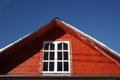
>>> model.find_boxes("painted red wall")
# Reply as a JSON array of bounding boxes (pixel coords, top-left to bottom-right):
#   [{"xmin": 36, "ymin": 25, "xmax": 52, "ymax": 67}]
[
  {"xmin": 70, "ymin": 33, "xmax": 120, "ymax": 75},
  {"xmin": 8, "ymin": 28, "xmax": 120, "ymax": 75},
  {"xmin": 8, "ymin": 52, "xmax": 41, "ymax": 75}
]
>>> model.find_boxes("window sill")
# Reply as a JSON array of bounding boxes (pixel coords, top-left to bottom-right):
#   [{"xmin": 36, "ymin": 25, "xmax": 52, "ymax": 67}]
[{"xmin": 42, "ymin": 73, "xmax": 70, "ymax": 76}]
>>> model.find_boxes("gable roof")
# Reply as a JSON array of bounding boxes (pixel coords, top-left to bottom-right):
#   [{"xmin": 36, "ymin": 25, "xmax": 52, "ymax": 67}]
[{"xmin": 0, "ymin": 18, "xmax": 120, "ymax": 65}]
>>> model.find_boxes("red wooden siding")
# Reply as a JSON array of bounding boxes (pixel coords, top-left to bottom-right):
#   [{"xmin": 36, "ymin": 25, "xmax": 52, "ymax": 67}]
[
  {"xmin": 8, "ymin": 52, "xmax": 41, "ymax": 74},
  {"xmin": 7, "ymin": 27, "xmax": 66, "ymax": 75},
  {"xmin": 8, "ymin": 27, "xmax": 120, "ymax": 75},
  {"xmin": 71, "ymin": 33, "xmax": 120, "ymax": 75}
]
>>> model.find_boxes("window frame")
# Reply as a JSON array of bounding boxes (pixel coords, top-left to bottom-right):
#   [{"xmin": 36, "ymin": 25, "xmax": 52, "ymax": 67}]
[{"xmin": 42, "ymin": 41, "xmax": 70, "ymax": 74}]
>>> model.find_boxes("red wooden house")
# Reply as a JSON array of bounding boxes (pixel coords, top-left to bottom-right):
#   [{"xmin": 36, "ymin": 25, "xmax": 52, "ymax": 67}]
[{"xmin": 0, "ymin": 18, "xmax": 120, "ymax": 79}]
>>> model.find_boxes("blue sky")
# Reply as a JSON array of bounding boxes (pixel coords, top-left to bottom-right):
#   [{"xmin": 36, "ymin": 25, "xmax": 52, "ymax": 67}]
[{"xmin": 0, "ymin": 0, "xmax": 120, "ymax": 53}]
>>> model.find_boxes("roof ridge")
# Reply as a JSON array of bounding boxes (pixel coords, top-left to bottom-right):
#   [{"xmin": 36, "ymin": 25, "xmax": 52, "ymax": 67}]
[
  {"xmin": 1, "ymin": 19, "xmax": 120, "ymax": 59},
  {"xmin": 51, "ymin": 17, "xmax": 61, "ymax": 21}
]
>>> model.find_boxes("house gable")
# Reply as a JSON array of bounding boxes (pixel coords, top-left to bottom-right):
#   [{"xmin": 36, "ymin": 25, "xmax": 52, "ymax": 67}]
[{"xmin": 0, "ymin": 18, "xmax": 120, "ymax": 76}]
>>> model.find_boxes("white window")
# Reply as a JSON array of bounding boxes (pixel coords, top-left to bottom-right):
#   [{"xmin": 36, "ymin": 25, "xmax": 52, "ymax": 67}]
[{"xmin": 42, "ymin": 41, "xmax": 70, "ymax": 75}]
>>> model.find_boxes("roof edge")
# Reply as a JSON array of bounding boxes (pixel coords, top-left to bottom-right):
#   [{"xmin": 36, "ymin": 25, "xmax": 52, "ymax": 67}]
[
  {"xmin": 56, "ymin": 20, "xmax": 120, "ymax": 58},
  {"xmin": 1, "ymin": 18, "xmax": 120, "ymax": 59},
  {"xmin": 0, "ymin": 18, "xmax": 58, "ymax": 52},
  {"xmin": 0, "ymin": 33, "xmax": 31, "ymax": 53}
]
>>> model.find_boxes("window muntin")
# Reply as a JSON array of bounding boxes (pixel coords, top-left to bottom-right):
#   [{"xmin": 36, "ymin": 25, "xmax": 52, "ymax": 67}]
[{"xmin": 42, "ymin": 41, "xmax": 70, "ymax": 74}]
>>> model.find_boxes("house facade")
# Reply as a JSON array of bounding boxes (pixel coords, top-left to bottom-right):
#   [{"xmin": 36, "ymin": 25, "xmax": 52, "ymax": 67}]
[{"xmin": 0, "ymin": 18, "xmax": 120, "ymax": 79}]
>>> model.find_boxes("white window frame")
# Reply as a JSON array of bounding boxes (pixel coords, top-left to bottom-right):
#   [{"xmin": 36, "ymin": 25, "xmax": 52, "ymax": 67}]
[{"xmin": 42, "ymin": 41, "xmax": 70, "ymax": 75}]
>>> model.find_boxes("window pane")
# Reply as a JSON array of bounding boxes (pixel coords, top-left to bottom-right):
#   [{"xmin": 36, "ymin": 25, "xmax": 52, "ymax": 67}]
[
  {"xmin": 44, "ymin": 52, "xmax": 48, "ymax": 60},
  {"xmin": 57, "ymin": 62, "xmax": 62, "ymax": 71},
  {"xmin": 43, "ymin": 62, "xmax": 48, "ymax": 71},
  {"xmin": 49, "ymin": 62, "xmax": 54, "ymax": 71},
  {"xmin": 44, "ymin": 43, "xmax": 49, "ymax": 50},
  {"xmin": 58, "ymin": 43, "xmax": 62, "ymax": 50},
  {"xmin": 63, "ymin": 43, "xmax": 68, "ymax": 50},
  {"xmin": 50, "ymin": 52, "xmax": 54, "ymax": 60},
  {"xmin": 64, "ymin": 62, "xmax": 69, "ymax": 71},
  {"xmin": 57, "ymin": 52, "xmax": 62, "ymax": 60},
  {"xmin": 64, "ymin": 52, "xmax": 68, "ymax": 60},
  {"xmin": 50, "ymin": 43, "xmax": 54, "ymax": 50}
]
